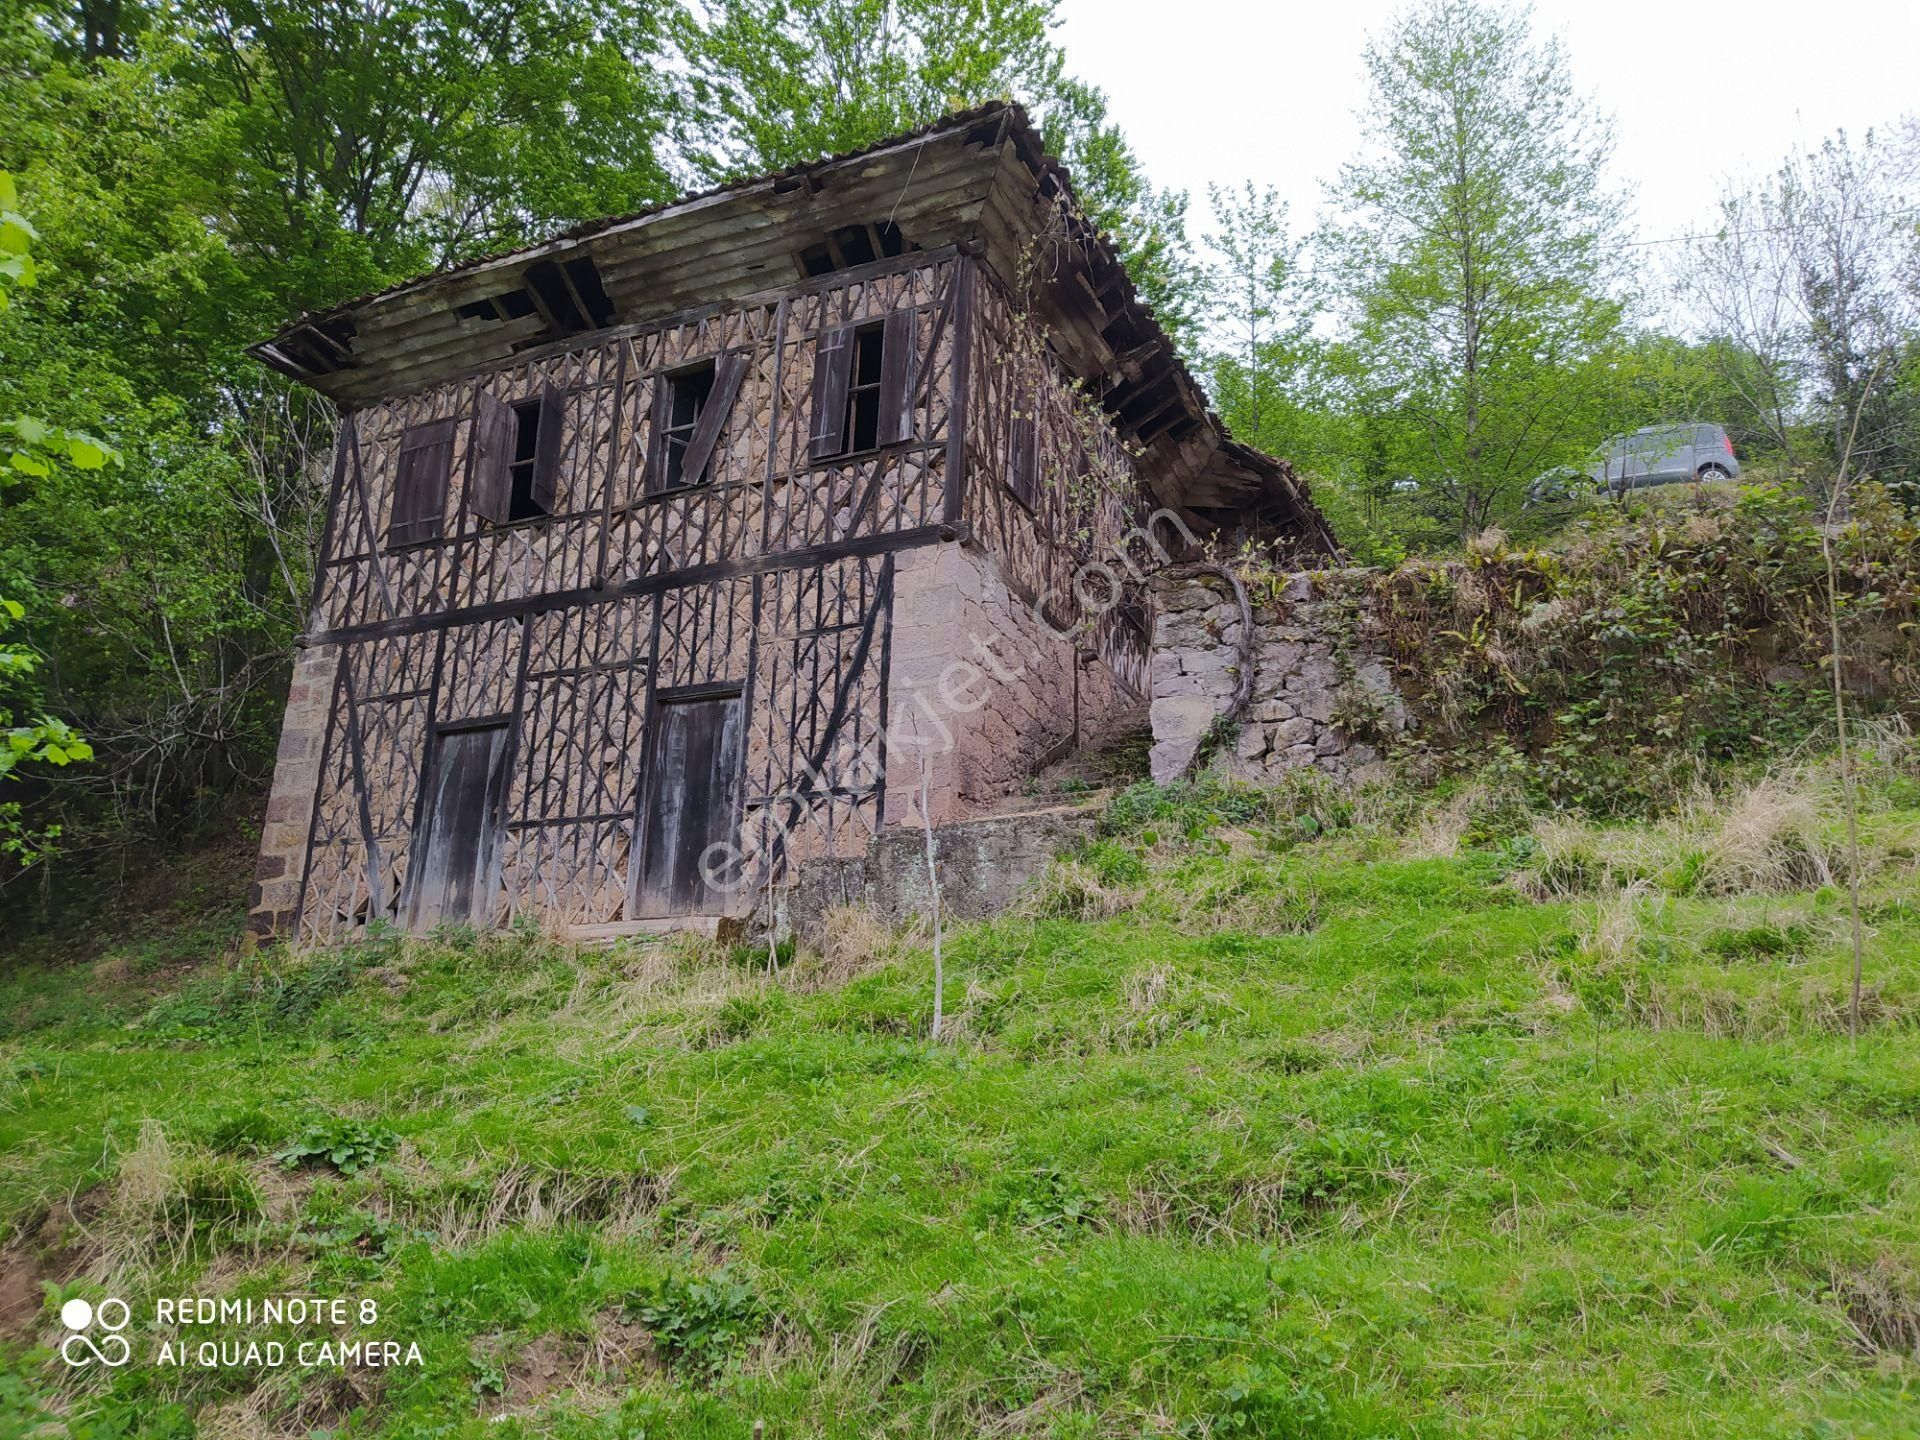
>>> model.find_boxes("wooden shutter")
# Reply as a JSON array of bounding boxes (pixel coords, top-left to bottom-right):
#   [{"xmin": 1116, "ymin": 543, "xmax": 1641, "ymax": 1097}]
[
  {"xmin": 468, "ymin": 390, "xmax": 516, "ymax": 524},
  {"xmin": 641, "ymin": 377, "xmax": 671, "ymax": 496},
  {"xmin": 876, "ymin": 308, "xmax": 918, "ymax": 446},
  {"xmin": 1007, "ymin": 412, "xmax": 1039, "ymax": 511},
  {"xmin": 676, "ymin": 354, "xmax": 749, "ymax": 489},
  {"xmin": 388, "ymin": 419, "xmax": 455, "ymax": 548},
  {"xmin": 529, "ymin": 385, "xmax": 565, "ymax": 512},
  {"xmin": 808, "ymin": 324, "xmax": 856, "ymax": 460}
]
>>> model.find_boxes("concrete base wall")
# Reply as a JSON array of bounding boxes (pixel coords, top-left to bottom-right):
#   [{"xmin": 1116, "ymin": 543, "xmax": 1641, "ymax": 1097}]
[
  {"xmin": 785, "ymin": 803, "xmax": 1100, "ymax": 947},
  {"xmin": 885, "ymin": 540, "xmax": 1128, "ymax": 827},
  {"xmin": 248, "ymin": 641, "xmax": 340, "ymax": 940}
]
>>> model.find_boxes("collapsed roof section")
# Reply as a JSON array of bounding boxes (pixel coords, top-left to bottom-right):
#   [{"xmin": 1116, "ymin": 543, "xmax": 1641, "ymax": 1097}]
[{"xmin": 250, "ymin": 102, "xmax": 1337, "ymax": 559}]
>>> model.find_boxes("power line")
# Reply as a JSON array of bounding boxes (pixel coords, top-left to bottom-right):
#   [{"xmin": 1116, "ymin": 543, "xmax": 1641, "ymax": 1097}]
[{"xmin": 1609, "ymin": 203, "xmax": 1920, "ymax": 253}]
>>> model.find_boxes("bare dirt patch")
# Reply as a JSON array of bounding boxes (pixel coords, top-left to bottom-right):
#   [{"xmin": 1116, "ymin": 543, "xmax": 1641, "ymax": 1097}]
[
  {"xmin": 0, "ymin": 1245, "xmax": 48, "ymax": 1341},
  {"xmin": 473, "ymin": 1309, "xmax": 659, "ymax": 1417},
  {"xmin": 0, "ymin": 1184, "xmax": 111, "ymax": 1342}
]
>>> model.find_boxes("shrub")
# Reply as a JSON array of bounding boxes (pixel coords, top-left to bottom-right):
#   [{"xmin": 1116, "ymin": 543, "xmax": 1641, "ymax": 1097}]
[
  {"xmin": 1100, "ymin": 775, "xmax": 1270, "ymax": 841},
  {"xmin": 1266, "ymin": 485, "xmax": 1919, "ymax": 814}
]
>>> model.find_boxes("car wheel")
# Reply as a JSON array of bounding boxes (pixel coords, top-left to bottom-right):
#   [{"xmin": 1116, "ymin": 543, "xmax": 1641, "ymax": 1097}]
[{"xmin": 1695, "ymin": 465, "xmax": 1731, "ymax": 483}]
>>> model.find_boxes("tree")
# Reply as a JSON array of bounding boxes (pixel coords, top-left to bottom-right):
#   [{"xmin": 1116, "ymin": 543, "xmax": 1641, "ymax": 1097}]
[
  {"xmin": 1672, "ymin": 184, "xmax": 1808, "ymax": 463},
  {"xmin": 175, "ymin": 0, "xmax": 681, "ymax": 298},
  {"xmin": 1200, "ymin": 182, "xmax": 1321, "ymax": 460},
  {"xmin": 678, "ymin": 4, "xmax": 1205, "ymax": 349},
  {"xmin": 0, "ymin": 172, "xmax": 103, "ymax": 872},
  {"xmin": 1777, "ymin": 129, "xmax": 1917, "ymax": 493},
  {"xmin": 1324, "ymin": 0, "xmax": 1626, "ymax": 536},
  {"xmin": 1039, "ymin": 78, "xmax": 1202, "ymax": 353},
  {"xmin": 677, "ymin": 0, "xmax": 1063, "ymax": 179},
  {"xmin": 0, "ymin": 2, "xmax": 685, "ymax": 885},
  {"xmin": 1674, "ymin": 124, "xmax": 1919, "ymax": 499}
]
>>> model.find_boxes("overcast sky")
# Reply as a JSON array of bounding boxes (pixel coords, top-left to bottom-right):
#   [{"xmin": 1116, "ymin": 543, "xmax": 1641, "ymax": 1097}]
[{"xmin": 1054, "ymin": 0, "xmax": 1919, "ymax": 267}]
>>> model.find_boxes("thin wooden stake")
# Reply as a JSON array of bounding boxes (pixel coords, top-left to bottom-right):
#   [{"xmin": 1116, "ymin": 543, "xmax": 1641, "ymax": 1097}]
[
  {"xmin": 918, "ymin": 750, "xmax": 943, "ymax": 1041},
  {"xmin": 1823, "ymin": 358, "xmax": 1880, "ymax": 1041}
]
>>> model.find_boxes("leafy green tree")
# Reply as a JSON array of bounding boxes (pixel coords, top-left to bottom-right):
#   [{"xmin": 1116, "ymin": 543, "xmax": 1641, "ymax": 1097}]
[
  {"xmin": 678, "ymin": 4, "xmax": 1204, "ymax": 348},
  {"xmin": 677, "ymin": 0, "xmax": 1062, "ymax": 178},
  {"xmin": 0, "ymin": 172, "xmax": 103, "ymax": 870},
  {"xmin": 174, "ymin": 0, "xmax": 680, "ymax": 298},
  {"xmin": 1200, "ymin": 182, "xmax": 1326, "ymax": 463},
  {"xmin": 1324, "ymin": 0, "xmax": 1626, "ymax": 536}
]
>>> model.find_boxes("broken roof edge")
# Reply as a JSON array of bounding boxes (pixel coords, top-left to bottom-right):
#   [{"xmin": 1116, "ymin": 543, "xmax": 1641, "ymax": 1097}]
[
  {"xmin": 249, "ymin": 101, "xmax": 1022, "ymax": 363},
  {"xmin": 955, "ymin": 105, "xmax": 1341, "ymax": 560},
  {"xmin": 250, "ymin": 99, "xmax": 1340, "ymax": 558}
]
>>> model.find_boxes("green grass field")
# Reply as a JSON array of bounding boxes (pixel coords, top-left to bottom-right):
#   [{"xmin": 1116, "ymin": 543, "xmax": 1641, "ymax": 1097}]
[{"xmin": 2, "ymin": 752, "xmax": 1918, "ymax": 1438}]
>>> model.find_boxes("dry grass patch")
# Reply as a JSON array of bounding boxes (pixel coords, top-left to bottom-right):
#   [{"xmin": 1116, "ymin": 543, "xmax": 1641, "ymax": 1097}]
[
  {"xmin": 1016, "ymin": 858, "xmax": 1139, "ymax": 922},
  {"xmin": 807, "ymin": 904, "xmax": 901, "ymax": 988},
  {"xmin": 1836, "ymin": 1256, "xmax": 1920, "ymax": 1364},
  {"xmin": 412, "ymin": 1165, "xmax": 669, "ymax": 1250}
]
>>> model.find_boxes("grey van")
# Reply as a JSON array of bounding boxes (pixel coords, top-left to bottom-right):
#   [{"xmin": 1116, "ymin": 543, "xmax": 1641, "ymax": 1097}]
[{"xmin": 1593, "ymin": 423, "xmax": 1740, "ymax": 493}]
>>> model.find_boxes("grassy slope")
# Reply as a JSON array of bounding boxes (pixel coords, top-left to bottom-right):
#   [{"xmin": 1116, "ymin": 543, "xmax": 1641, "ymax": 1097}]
[{"xmin": 1, "ymin": 776, "xmax": 1917, "ymax": 1438}]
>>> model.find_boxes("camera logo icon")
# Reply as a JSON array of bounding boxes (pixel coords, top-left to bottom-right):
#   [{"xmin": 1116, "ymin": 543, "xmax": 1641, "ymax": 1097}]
[{"xmin": 60, "ymin": 1297, "xmax": 131, "ymax": 1368}]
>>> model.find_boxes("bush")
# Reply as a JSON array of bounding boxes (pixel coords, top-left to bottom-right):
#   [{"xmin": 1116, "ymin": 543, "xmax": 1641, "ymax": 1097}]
[
  {"xmin": 1099, "ymin": 775, "xmax": 1270, "ymax": 841},
  {"xmin": 1280, "ymin": 484, "xmax": 1919, "ymax": 814}
]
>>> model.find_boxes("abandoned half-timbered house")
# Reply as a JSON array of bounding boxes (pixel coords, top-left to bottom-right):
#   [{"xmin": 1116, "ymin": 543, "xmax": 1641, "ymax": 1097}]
[{"xmin": 246, "ymin": 101, "xmax": 1335, "ymax": 945}]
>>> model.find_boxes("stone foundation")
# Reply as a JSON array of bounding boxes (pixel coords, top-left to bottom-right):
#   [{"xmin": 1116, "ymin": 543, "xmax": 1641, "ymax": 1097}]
[
  {"xmin": 247, "ymin": 640, "xmax": 340, "ymax": 940},
  {"xmin": 1149, "ymin": 568, "xmax": 1405, "ymax": 785}
]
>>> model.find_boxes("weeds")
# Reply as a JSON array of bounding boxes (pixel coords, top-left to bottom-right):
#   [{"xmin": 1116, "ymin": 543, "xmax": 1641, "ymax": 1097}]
[
  {"xmin": 626, "ymin": 1269, "xmax": 764, "ymax": 1379},
  {"xmin": 273, "ymin": 1119, "xmax": 396, "ymax": 1177}
]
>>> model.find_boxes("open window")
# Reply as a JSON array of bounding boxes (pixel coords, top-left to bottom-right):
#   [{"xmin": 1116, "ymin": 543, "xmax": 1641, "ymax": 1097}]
[
  {"xmin": 659, "ymin": 364, "xmax": 713, "ymax": 490},
  {"xmin": 470, "ymin": 388, "xmax": 562, "ymax": 525},
  {"xmin": 808, "ymin": 309, "xmax": 916, "ymax": 462},
  {"xmin": 505, "ymin": 399, "xmax": 553, "ymax": 521},
  {"xmin": 388, "ymin": 419, "xmax": 456, "ymax": 549},
  {"xmin": 797, "ymin": 221, "xmax": 917, "ymax": 278},
  {"xmin": 645, "ymin": 353, "xmax": 749, "ymax": 495}
]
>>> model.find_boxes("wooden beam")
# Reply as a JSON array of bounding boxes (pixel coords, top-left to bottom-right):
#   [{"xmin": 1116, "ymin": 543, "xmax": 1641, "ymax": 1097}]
[
  {"xmin": 309, "ymin": 521, "xmax": 970, "ymax": 648},
  {"xmin": 944, "ymin": 259, "xmax": 973, "ymax": 526}
]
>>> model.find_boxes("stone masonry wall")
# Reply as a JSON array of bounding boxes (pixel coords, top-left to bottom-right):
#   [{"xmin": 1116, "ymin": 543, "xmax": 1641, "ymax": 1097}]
[
  {"xmin": 1149, "ymin": 569, "xmax": 1405, "ymax": 786},
  {"xmin": 886, "ymin": 539, "xmax": 1128, "ymax": 827},
  {"xmin": 247, "ymin": 640, "xmax": 340, "ymax": 941}
]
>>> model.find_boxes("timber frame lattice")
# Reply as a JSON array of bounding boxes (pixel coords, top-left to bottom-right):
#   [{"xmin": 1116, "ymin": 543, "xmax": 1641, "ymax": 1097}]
[{"xmin": 288, "ymin": 250, "xmax": 1151, "ymax": 944}]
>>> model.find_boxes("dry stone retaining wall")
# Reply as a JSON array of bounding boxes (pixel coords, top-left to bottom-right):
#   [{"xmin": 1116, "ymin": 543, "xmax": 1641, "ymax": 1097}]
[{"xmin": 1148, "ymin": 569, "xmax": 1405, "ymax": 785}]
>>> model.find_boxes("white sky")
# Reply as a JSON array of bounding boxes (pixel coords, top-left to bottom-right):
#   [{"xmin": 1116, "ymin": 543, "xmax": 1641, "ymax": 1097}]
[{"xmin": 1054, "ymin": 0, "xmax": 1919, "ymax": 260}]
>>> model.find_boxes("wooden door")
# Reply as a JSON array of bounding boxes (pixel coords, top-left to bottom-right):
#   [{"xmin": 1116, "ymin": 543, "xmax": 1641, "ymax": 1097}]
[
  {"xmin": 632, "ymin": 687, "xmax": 746, "ymax": 919},
  {"xmin": 406, "ymin": 723, "xmax": 511, "ymax": 930}
]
